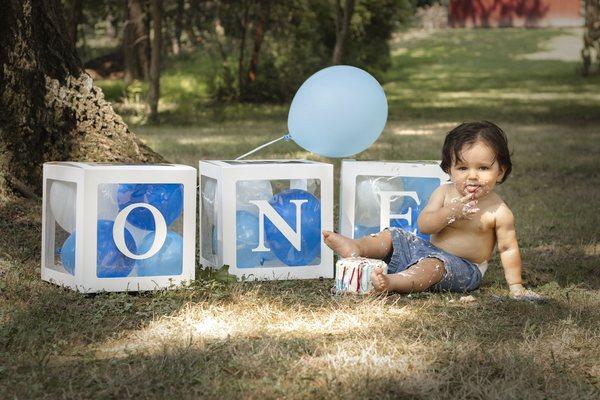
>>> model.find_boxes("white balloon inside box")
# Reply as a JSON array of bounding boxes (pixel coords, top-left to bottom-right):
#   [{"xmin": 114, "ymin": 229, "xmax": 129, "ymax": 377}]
[
  {"xmin": 339, "ymin": 161, "xmax": 450, "ymax": 241},
  {"xmin": 49, "ymin": 180, "xmax": 77, "ymax": 233},
  {"xmin": 236, "ymin": 179, "xmax": 273, "ymax": 215},
  {"xmin": 41, "ymin": 162, "xmax": 197, "ymax": 293},
  {"xmin": 354, "ymin": 176, "xmax": 403, "ymax": 228},
  {"xmin": 199, "ymin": 160, "xmax": 334, "ymax": 281},
  {"xmin": 200, "ymin": 177, "xmax": 219, "ymax": 266}
]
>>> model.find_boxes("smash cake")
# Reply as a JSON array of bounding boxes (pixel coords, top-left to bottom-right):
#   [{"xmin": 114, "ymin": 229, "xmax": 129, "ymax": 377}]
[{"xmin": 335, "ymin": 257, "xmax": 388, "ymax": 294}]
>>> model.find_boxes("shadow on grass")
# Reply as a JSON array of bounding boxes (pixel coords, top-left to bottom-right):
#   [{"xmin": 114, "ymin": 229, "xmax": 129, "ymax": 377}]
[
  {"xmin": 522, "ymin": 247, "xmax": 600, "ymax": 289},
  {"xmin": 0, "ymin": 193, "xmax": 596, "ymax": 398},
  {"xmin": 0, "ymin": 198, "xmax": 209, "ymax": 376},
  {"xmin": 2, "ymin": 286, "xmax": 597, "ymax": 399}
]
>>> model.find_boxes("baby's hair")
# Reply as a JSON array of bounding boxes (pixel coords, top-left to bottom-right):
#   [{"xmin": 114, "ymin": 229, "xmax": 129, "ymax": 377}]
[{"xmin": 440, "ymin": 121, "xmax": 512, "ymax": 183}]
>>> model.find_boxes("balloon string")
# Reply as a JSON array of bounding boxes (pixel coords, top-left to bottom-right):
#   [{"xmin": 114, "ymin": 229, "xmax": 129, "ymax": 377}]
[{"xmin": 235, "ymin": 134, "xmax": 292, "ymax": 160}]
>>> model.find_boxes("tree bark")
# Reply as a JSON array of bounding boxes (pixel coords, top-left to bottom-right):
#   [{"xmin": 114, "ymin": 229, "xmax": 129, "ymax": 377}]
[
  {"xmin": 213, "ymin": 18, "xmax": 234, "ymax": 96},
  {"xmin": 126, "ymin": 0, "xmax": 150, "ymax": 79},
  {"xmin": 172, "ymin": 0, "xmax": 184, "ymax": 55},
  {"xmin": 332, "ymin": 0, "xmax": 355, "ymax": 65},
  {"xmin": 185, "ymin": 0, "xmax": 199, "ymax": 47},
  {"xmin": 147, "ymin": 0, "xmax": 162, "ymax": 124},
  {"xmin": 66, "ymin": 0, "xmax": 83, "ymax": 46},
  {"xmin": 238, "ymin": 3, "xmax": 250, "ymax": 91},
  {"xmin": 106, "ymin": 10, "xmax": 117, "ymax": 39},
  {"xmin": 582, "ymin": 0, "xmax": 600, "ymax": 76},
  {"xmin": 123, "ymin": 5, "xmax": 138, "ymax": 84},
  {"xmin": 0, "ymin": 0, "xmax": 163, "ymax": 200},
  {"xmin": 247, "ymin": 0, "xmax": 269, "ymax": 83}
]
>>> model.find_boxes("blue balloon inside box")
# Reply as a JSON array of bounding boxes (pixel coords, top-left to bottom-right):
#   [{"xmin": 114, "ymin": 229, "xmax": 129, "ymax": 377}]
[
  {"xmin": 117, "ymin": 183, "xmax": 183, "ymax": 230},
  {"xmin": 353, "ymin": 204, "xmax": 425, "ymax": 240},
  {"xmin": 235, "ymin": 210, "xmax": 275, "ymax": 268},
  {"xmin": 134, "ymin": 231, "xmax": 184, "ymax": 276},
  {"xmin": 264, "ymin": 189, "xmax": 321, "ymax": 267},
  {"xmin": 389, "ymin": 204, "xmax": 430, "ymax": 241},
  {"xmin": 199, "ymin": 160, "xmax": 334, "ymax": 280},
  {"xmin": 60, "ymin": 219, "xmax": 138, "ymax": 278},
  {"xmin": 41, "ymin": 162, "xmax": 196, "ymax": 293},
  {"xmin": 353, "ymin": 225, "xmax": 380, "ymax": 239}
]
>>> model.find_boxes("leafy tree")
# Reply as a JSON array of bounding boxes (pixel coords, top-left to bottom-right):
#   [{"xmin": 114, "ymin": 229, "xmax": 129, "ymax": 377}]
[
  {"xmin": 205, "ymin": 0, "xmax": 413, "ymax": 103},
  {"xmin": 344, "ymin": 0, "xmax": 413, "ymax": 81}
]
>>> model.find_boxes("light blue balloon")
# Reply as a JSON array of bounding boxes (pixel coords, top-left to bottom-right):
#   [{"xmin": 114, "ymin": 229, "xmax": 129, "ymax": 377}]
[
  {"xmin": 287, "ymin": 65, "xmax": 388, "ymax": 157},
  {"xmin": 236, "ymin": 210, "xmax": 274, "ymax": 268},
  {"xmin": 135, "ymin": 231, "xmax": 183, "ymax": 276}
]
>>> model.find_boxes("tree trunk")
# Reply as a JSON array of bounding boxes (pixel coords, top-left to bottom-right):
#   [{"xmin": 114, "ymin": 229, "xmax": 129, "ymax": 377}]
[
  {"xmin": 172, "ymin": 0, "xmax": 184, "ymax": 55},
  {"xmin": 127, "ymin": 0, "xmax": 150, "ymax": 79},
  {"xmin": 582, "ymin": 0, "xmax": 600, "ymax": 76},
  {"xmin": 247, "ymin": 0, "xmax": 269, "ymax": 83},
  {"xmin": 238, "ymin": 4, "xmax": 249, "ymax": 91},
  {"xmin": 332, "ymin": 0, "xmax": 355, "ymax": 65},
  {"xmin": 185, "ymin": 0, "xmax": 199, "ymax": 47},
  {"xmin": 66, "ymin": 0, "xmax": 83, "ymax": 46},
  {"xmin": 213, "ymin": 18, "xmax": 235, "ymax": 96},
  {"xmin": 147, "ymin": 0, "xmax": 162, "ymax": 124},
  {"xmin": 0, "ymin": 0, "xmax": 163, "ymax": 200},
  {"xmin": 123, "ymin": 8, "xmax": 138, "ymax": 83},
  {"xmin": 106, "ymin": 10, "xmax": 117, "ymax": 39}
]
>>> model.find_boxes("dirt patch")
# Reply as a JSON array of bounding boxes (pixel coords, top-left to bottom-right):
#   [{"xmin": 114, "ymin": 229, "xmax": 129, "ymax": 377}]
[{"xmin": 519, "ymin": 29, "xmax": 584, "ymax": 61}]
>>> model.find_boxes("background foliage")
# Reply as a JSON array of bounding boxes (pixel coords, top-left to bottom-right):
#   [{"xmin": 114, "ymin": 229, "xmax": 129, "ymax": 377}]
[{"xmin": 71, "ymin": 0, "xmax": 413, "ymax": 103}]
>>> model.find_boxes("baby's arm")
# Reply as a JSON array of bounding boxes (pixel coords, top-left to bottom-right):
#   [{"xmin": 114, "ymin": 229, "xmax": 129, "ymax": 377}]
[
  {"xmin": 495, "ymin": 204, "xmax": 543, "ymax": 301},
  {"xmin": 418, "ymin": 185, "xmax": 479, "ymax": 234}
]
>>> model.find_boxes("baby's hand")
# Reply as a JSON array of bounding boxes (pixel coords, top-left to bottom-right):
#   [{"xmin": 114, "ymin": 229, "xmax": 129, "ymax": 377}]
[
  {"xmin": 447, "ymin": 193, "xmax": 479, "ymax": 223},
  {"xmin": 509, "ymin": 284, "xmax": 545, "ymax": 302}
]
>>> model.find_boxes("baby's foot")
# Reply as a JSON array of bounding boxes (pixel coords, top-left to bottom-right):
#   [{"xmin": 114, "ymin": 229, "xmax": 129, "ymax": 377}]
[
  {"xmin": 510, "ymin": 289, "xmax": 546, "ymax": 303},
  {"xmin": 371, "ymin": 267, "xmax": 389, "ymax": 292},
  {"xmin": 322, "ymin": 230, "xmax": 361, "ymax": 258}
]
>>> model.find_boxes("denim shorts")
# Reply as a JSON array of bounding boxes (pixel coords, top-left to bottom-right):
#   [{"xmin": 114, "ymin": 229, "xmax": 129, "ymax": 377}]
[{"xmin": 384, "ymin": 228, "xmax": 483, "ymax": 292}]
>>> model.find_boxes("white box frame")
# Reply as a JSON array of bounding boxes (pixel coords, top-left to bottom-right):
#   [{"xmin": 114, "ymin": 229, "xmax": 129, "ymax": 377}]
[
  {"xmin": 339, "ymin": 160, "xmax": 449, "ymax": 238},
  {"xmin": 199, "ymin": 160, "xmax": 334, "ymax": 281},
  {"xmin": 41, "ymin": 162, "xmax": 197, "ymax": 293}
]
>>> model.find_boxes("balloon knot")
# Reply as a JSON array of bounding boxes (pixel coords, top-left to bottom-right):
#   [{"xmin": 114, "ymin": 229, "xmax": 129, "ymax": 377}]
[{"xmin": 283, "ymin": 134, "xmax": 292, "ymax": 142}]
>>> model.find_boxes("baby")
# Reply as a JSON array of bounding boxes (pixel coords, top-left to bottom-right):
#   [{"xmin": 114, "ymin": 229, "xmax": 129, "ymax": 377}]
[{"xmin": 324, "ymin": 121, "xmax": 542, "ymax": 300}]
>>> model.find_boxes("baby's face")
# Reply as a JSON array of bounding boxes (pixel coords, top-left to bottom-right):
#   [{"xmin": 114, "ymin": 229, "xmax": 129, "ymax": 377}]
[{"xmin": 449, "ymin": 140, "xmax": 506, "ymax": 200}]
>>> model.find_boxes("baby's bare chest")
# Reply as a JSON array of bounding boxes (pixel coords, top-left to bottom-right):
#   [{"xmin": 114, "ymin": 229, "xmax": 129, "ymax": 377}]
[
  {"xmin": 433, "ymin": 207, "xmax": 497, "ymax": 262},
  {"xmin": 443, "ymin": 197, "xmax": 498, "ymax": 231},
  {"xmin": 452, "ymin": 210, "xmax": 495, "ymax": 232}
]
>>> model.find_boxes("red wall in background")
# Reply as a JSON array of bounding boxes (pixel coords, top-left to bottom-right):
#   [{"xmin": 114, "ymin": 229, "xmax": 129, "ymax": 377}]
[{"xmin": 449, "ymin": 0, "xmax": 584, "ymax": 28}]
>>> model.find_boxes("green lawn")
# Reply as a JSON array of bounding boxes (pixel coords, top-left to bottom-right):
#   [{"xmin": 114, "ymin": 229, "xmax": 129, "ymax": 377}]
[{"xmin": 1, "ymin": 28, "xmax": 599, "ymax": 399}]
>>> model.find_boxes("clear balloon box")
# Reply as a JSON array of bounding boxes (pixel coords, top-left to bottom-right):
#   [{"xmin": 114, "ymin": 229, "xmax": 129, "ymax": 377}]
[
  {"xmin": 339, "ymin": 160, "xmax": 449, "ymax": 241},
  {"xmin": 41, "ymin": 162, "xmax": 197, "ymax": 292},
  {"xmin": 199, "ymin": 160, "xmax": 334, "ymax": 280}
]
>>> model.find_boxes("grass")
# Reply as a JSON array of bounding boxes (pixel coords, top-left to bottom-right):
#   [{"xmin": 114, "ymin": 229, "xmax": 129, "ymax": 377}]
[{"xmin": 1, "ymin": 28, "xmax": 599, "ymax": 398}]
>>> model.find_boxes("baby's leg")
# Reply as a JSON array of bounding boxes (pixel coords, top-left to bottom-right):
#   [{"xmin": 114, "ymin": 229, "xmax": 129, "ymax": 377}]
[
  {"xmin": 371, "ymin": 258, "xmax": 445, "ymax": 293},
  {"xmin": 323, "ymin": 230, "xmax": 393, "ymax": 259}
]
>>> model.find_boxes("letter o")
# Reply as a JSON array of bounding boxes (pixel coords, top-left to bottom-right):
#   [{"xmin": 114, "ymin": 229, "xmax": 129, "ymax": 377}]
[{"xmin": 113, "ymin": 203, "xmax": 167, "ymax": 260}]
